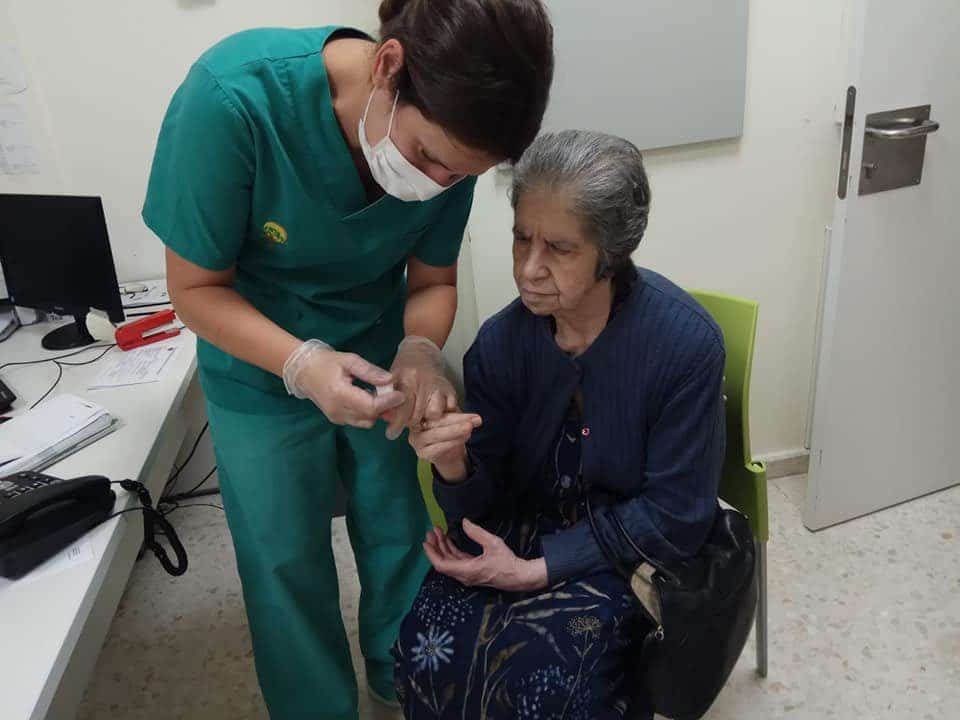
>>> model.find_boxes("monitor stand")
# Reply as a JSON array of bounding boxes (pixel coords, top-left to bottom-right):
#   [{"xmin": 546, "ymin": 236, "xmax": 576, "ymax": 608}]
[{"xmin": 41, "ymin": 312, "xmax": 96, "ymax": 350}]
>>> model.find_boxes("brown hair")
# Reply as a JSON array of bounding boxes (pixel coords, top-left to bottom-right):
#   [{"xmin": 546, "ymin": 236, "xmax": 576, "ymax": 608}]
[{"xmin": 378, "ymin": 0, "xmax": 554, "ymax": 163}]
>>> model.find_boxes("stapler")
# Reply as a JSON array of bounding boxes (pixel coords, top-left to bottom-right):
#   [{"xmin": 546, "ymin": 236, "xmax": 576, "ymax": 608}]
[{"xmin": 115, "ymin": 309, "xmax": 180, "ymax": 351}]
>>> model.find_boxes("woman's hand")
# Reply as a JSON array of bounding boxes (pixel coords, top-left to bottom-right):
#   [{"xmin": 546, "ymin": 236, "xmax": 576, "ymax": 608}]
[
  {"xmin": 383, "ymin": 336, "xmax": 458, "ymax": 440},
  {"xmin": 408, "ymin": 413, "xmax": 482, "ymax": 481},
  {"xmin": 422, "ymin": 520, "xmax": 549, "ymax": 592},
  {"xmin": 282, "ymin": 339, "xmax": 406, "ymax": 427}
]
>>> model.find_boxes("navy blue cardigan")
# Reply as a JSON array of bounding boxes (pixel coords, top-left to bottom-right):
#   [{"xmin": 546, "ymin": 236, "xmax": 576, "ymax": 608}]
[{"xmin": 434, "ymin": 267, "xmax": 726, "ymax": 584}]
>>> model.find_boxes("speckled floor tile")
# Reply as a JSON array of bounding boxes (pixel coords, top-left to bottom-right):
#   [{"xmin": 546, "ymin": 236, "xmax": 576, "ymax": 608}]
[
  {"xmin": 79, "ymin": 476, "xmax": 960, "ymax": 719},
  {"xmin": 78, "ymin": 506, "xmax": 399, "ymax": 720}
]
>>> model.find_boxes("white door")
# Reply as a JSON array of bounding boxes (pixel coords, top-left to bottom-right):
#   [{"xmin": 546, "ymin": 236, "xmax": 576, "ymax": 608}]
[{"xmin": 805, "ymin": 0, "xmax": 959, "ymax": 529}]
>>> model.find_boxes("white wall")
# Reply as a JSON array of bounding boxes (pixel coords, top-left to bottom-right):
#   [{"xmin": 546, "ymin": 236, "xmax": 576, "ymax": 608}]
[
  {"xmin": 0, "ymin": 0, "xmax": 381, "ymax": 280},
  {"xmin": 468, "ymin": 1, "xmax": 845, "ymax": 459},
  {"xmin": 1, "ymin": 0, "xmax": 844, "ymax": 460}
]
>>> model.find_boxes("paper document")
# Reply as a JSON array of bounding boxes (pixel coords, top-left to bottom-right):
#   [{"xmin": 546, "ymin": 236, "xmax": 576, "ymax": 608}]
[
  {"xmin": 0, "ymin": 394, "xmax": 113, "ymax": 475},
  {"xmin": 0, "ymin": 104, "xmax": 36, "ymax": 175},
  {"xmin": 89, "ymin": 343, "xmax": 180, "ymax": 390},
  {"xmin": 119, "ymin": 278, "xmax": 170, "ymax": 308}
]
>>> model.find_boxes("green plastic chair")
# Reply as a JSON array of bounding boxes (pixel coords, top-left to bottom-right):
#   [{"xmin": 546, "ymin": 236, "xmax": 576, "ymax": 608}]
[
  {"xmin": 417, "ymin": 290, "xmax": 769, "ymax": 677},
  {"xmin": 418, "ymin": 460, "xmax": 446, "ymax": 531},
  {"xmin": 689, "ymin": 289, "xmax": 769, "ymax": 678}
]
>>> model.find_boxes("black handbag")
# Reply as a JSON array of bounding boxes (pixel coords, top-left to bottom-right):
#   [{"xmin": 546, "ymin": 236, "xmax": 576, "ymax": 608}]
[{"xmin": 586, "ymin": 495, "xmax": 758, "ymax": 720}]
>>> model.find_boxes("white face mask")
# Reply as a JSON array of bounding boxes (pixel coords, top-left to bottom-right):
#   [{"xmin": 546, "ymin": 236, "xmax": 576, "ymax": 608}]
[{"xmin": 358, "ymin": 89, "xmax": 449, "ymax": 203}]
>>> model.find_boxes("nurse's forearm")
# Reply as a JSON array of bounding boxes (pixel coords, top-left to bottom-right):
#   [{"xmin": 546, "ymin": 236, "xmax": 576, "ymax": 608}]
[
  {"xmin": 171, "ymin": 285, "xmax": 301, "ymax": 377},
  {"xmin": 403, "ymin": 284, "xmax": 457, "ymax": 348}
]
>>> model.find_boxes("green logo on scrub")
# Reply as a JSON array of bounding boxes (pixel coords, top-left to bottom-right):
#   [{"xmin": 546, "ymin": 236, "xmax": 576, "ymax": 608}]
[{"xmin": 263, "ymin": 221, "xmax": 288, "ymax": 245}]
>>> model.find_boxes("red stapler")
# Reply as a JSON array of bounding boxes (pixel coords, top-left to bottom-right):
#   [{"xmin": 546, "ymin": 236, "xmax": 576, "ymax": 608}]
[{"xmin": 115, "ymin": 309, "xmax": 181, "ymax": 351}]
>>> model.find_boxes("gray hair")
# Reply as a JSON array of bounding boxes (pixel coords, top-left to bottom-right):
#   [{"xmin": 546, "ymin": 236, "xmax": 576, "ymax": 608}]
[{"xmin": 510, "ymin": 130, "xmax": 651, "ymax": 279}]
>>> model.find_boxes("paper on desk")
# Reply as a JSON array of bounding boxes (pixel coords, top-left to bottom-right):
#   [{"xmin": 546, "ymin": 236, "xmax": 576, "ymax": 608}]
[
  {"xmin": 0, "ymin": 394, "xmax": 112, "ymax": 471},
  {"xmin": 119, "ymin": 278, "xmax": 170, "ymax": 309},
  {"xmin": 89, "ymin": 342, "xmax": 181, "ymax": 390}
]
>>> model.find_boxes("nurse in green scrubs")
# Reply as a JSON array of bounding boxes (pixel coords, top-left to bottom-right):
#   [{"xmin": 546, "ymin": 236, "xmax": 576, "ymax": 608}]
[{"xmin": 142, "ymin": 1, "xmax": 553, "ymax": 718}]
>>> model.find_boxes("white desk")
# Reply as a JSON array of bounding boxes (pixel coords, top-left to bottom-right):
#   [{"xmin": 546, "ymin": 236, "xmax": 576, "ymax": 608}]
[{"xmin": 0, "ymin": 320, "xmax": 197, "ymax": 720}]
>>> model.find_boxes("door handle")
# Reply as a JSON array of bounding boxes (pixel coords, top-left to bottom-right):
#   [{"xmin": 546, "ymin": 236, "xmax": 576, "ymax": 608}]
[{"xmin": 865, "ymin": 118, "xmax": 940, "ymax": 139}]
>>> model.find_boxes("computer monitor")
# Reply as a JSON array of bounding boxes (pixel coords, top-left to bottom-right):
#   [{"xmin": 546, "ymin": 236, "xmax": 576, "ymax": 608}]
[{"xmin": 0, "ymin": 194, "xmax": 125, "ymax": 350}]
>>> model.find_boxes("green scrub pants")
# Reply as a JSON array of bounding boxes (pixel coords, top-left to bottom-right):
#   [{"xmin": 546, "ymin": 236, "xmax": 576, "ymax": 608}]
[{"xmin": 205, "ymin": 397, "xmax": 431, "ymax": 719}]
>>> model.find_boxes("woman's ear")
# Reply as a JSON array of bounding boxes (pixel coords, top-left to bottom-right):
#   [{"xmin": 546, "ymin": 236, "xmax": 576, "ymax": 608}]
[
  {"xmin": 594, "ymin": 255, "xmax": 612, "ymax": 281},
  {"xmin": 371, "ymin": 38, "xmax": 406, "ymax": 91}
]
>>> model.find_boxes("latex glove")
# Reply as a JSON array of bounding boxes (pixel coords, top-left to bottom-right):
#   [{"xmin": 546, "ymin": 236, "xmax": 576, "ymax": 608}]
[
  {"xmin": 383, "ymin": 336, "xmax": 458, "ymax": 440},
  {"xmin": 407, "ymin": 412, "xmax": 482, "ymax": 481},
  {"xmin": 282, "ymin": 339, "xmax": 405, "ymax": 428},
  {"xmin": 422, "ymin": 522, "xmax": 549, "ymax": 592}
]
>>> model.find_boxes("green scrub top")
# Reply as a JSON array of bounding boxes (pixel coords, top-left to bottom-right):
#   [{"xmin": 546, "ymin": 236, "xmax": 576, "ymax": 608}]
[{"xmin": 143, "ymin": 27, "xmax": 476, "ymax": 414}]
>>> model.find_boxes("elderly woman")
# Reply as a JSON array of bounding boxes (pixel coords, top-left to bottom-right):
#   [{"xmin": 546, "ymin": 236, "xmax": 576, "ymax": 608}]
[{"xmin": 392, "ymin": 130, "xmax": 726, "ymax": 719}]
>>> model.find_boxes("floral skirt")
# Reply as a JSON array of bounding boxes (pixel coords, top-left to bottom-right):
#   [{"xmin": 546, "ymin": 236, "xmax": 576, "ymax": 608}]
[
  {"xmin": 393, "ymin": 567, "xmax": 646, "ymax": 719},
  {"xmin": 395, "ymin": 406, "xmax": 654, "ymax": 719}
]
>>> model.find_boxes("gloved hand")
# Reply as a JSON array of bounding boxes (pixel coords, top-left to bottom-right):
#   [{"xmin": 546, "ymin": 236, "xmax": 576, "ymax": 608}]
[
  {"xmin": 282, "ymin": 339, "xmax": 405, "ymax": 428},
  {"xmin": 383, "ymin": 336, "xmax": 458, "ymax": 440}
]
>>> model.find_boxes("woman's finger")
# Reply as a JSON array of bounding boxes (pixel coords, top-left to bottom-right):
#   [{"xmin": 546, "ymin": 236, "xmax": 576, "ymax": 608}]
[
  {"xmin": 461, "ymin": 518, "xmax": 504, "ymax": 551},
  {"xmin": 432, "ymin": 528, "xmax": 455, "ymax": 561},
  {"xmin": 419, "ymin": 421, "xmax": 477, "ymax": 446},
  {"xmin": 423, "ymin": 541, "xmax": 444, "ymax": 571},
  {"xmin": 416, "ymin": 418, "xmax": 481, "ymax": 451},
  {"xmin": 424, "ymin": 542, "xmax": 471, "ymax": 579},
  {"xmin": 423, "ymin": 390, "xmax": 447, "ymax": 422},
  {"xmin": 421, "ymin": 440, "xmax": 471, "ymax": 464},
  {"xmin": 426, "ymin": 531, "xmax": 459, "ymax": 564},
  {"xmin": 424, "ymin": 530, "xmax": 441, "ymax": 553},
  {"xmin": 439, "ymin": 531, "xmax": 471, "ymax": 561},
  {"xmin": 436, "ymin": 529, "xmax": 456, "ymax": 559},
  {"xmin": 342, "ymin": 353, "xmax": 393, "ymax": 386},
  {"xmin": 374, "ymin": 389, "xmax": 407, "ymax": 417},
  {"xmin": 333, "ymin": 383, "xmax": 380, "ymax": 422},
  {"xmin": 420, "ymin": 413, "xmax": 482, "ymax": 431},
  {"xmin": 384, "ymin": 394, "xmax": 414, "ymax": 440},
  {"xmin": 409, "ymin": 382, "xmax": 432, "ymax": 429}
]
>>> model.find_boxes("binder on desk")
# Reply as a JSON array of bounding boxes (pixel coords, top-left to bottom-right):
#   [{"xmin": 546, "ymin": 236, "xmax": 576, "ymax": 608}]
[{"xmin": 0, "ymin": 395, "xmax": 118, "ymax": 477}]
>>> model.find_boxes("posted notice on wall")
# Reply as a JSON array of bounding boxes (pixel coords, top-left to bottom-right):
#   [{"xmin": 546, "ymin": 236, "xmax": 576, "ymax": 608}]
[
  {"xmin": 0, "ymin": 43, "xmax": 27, "ymax": 95},
  {"xmin": 0, "ymin": 104, "xmax": 37, "ymax": 175}
]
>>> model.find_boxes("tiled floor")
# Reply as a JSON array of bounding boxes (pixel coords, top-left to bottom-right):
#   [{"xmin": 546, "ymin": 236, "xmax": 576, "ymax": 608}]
[{"xmin": 78, "ymin": 475, "xmax": 960, "ymax": 719}]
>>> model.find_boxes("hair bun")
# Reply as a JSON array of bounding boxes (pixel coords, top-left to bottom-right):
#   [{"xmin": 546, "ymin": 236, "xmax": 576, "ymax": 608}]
[{"xmin": 379, "ymin": 0, "xmax": 414, "ymax": 24}]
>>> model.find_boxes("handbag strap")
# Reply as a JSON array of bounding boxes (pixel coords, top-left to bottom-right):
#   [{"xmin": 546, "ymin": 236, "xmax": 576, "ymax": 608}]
[
  {"xmin": 584, "ymin": 491, "xmax": 637, "ymax": 583},
  {"xmin": 608, "ymin": 505, "xmax": 671, "ymax": 576},
  {"xmin": 586, "ymin": 488, "xmax": 682, "ymax": 585}
]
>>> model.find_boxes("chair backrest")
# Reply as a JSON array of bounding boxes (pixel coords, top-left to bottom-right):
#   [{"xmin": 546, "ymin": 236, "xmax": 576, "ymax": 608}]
[
  {"xmin": 688, "ymin": 289, "xmax": 768, "ymax": 541},
  {"xmin": 688, "ymin": 290, "xmax": 759, "ymax": 469}
]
